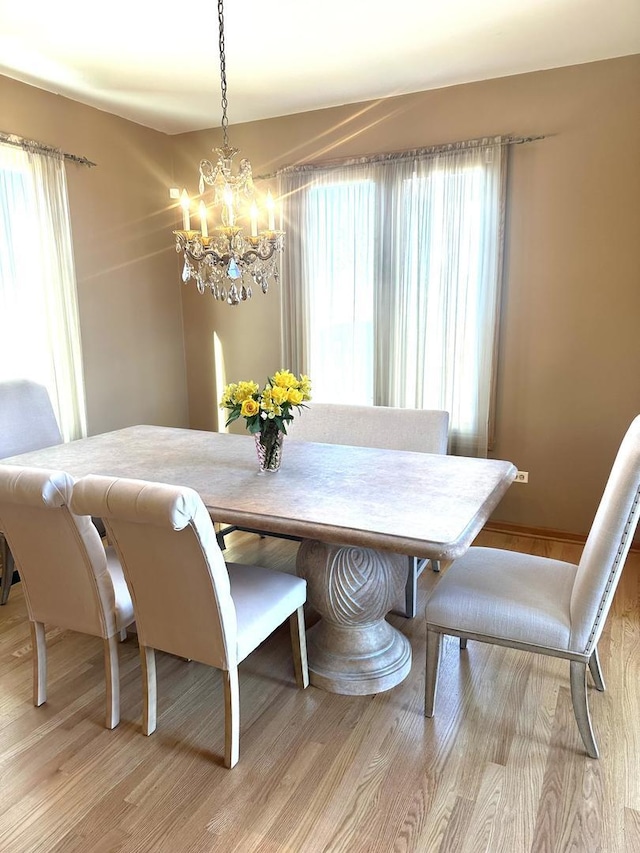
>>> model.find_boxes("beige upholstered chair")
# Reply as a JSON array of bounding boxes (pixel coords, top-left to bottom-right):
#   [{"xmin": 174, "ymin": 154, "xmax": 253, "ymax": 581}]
[
  {"xmin": 0, "ymin": 465, "xmax": 134, "ymax": 729},
  {"xmin": 293, "ymin": 403, "xmax": 450, "ymax": 618},
  {"xmin": 425, "ymin": 414, "xmax": 640, "ymax": 758},
  {"xmin": 71, "ymin": 475, "xmax": 309, "ymax": 769},
  {"xmin": 0, "ymin": 379, "xmax": 63, "ymax": 605}
]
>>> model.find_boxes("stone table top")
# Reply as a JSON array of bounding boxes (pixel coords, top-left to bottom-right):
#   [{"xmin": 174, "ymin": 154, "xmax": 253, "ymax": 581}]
[{"xmin": 3, "ymin": 425, "xmax": 517, "ymax": 560}]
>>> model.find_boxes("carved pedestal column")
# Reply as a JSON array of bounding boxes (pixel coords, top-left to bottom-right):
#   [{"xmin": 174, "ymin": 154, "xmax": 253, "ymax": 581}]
[{"xmin": 296, "ymin": 540, "xmax": 412, "ymax": 695}]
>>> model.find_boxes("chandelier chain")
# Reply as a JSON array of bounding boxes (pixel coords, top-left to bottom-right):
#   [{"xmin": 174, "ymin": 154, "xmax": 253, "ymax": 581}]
[{"xmin": 218, "ymin": 0, "xmax": 229, "ymax": 149}]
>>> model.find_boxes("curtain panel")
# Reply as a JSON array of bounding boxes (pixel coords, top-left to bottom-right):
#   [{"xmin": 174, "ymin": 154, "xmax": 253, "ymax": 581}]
[
  {"xmin": 278, "ymin": 137, "xmax": 507, "ymax": 457},
  {"xmin": 0, "ymin": 142, "xmax": 87, "ymax": 441}
]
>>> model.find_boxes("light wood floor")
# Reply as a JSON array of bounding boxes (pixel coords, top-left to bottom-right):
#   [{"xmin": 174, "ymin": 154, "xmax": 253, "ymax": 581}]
[{"xmin": 0, "ymin": 530, "xmax": 639, "ymax": 852}]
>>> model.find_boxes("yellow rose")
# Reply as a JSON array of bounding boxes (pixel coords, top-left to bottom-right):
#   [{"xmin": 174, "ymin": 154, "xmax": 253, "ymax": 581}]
[
  {"xmin": 241, "ymin": 398, "xmax": 260, "ymax": 417},
  {"xmin": 287, "ymin": 388, "xmax": 304, "ymax": 405}
]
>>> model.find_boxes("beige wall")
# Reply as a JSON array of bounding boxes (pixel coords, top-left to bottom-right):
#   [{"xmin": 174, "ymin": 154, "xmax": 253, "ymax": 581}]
[
  {"xmin": 1, "ymin": 75, "xmax": 189, "ymax": 434},
  {"xmin": 174, "ymin": 56, "xmax": 640, "ymax": 538}
]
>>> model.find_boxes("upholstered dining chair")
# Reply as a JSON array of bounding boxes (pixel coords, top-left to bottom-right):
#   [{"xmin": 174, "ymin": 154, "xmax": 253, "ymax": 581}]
[
  {"xmin": 424, "ymin": 414, "xmax": 640, "ymax": 758},
  {"xmin": 0, "ymin": 379, "xmax": 64, "ymax": 605},
  {"xmin": 71, "ymin": 474, "xmax": 309, "ymax": 769},
  {"xmin": 0, "ymin": 465, "xmax": 135, "ymax": 728},
  {"xmin": 217, "ymin": 403, "xmax": 450, "ymax": 619}
]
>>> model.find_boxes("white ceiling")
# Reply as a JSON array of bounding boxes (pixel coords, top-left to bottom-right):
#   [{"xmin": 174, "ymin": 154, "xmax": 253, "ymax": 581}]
[{"xmin": 1, "ymin": 0, "xmax": 639, "ymax": 135}]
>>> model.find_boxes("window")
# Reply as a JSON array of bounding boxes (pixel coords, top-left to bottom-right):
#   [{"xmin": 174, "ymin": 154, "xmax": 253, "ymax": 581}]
[
  {"xmin": 280, "ymin": 138, "xmax": 506, "ymax": 456},
  {"xmin": 0, "ymin": 142, "xmax": 86, "ymax": 441}
]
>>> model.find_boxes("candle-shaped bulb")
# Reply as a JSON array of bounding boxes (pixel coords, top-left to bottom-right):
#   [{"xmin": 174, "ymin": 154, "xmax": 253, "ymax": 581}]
[
  {"xmin": 180, "ymin": 190, "xmax": 191, "ymax": 231},
  {"xmin": 199, "ymin": 200, "xmax": 208, "ymax": 238},
  {"xmin": 266, "ymin": 190, "xmax": 275, "ymax": 231},
  {"xmin": 223, "ymin": 186, "xmax": 235, "ymax": 226},
  {"xmin": 250, "ymin": 202, "xmax": 259, "ymax": 237}
]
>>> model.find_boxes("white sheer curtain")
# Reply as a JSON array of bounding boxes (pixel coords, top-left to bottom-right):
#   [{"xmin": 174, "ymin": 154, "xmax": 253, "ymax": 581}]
[
  {"xmin": 0, "ymin": 143, "xmax": 87, "ymax": 441},
  {"xmin": 279, "ymin": 138, "xmax": 506, "ymax": 456}
]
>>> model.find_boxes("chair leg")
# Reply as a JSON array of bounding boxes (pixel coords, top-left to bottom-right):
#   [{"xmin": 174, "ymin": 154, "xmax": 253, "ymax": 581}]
[
  {"xmin": 396, "ymin": 556, "xmax": 424, "ymax": 619},
  {"xmin": 588, "ymin": 646, "xmax": 606, "ymax": 692},
  {"xmin": 460, "ymin": 637, "xmax": 468, "ymax": 650},
  {"xmin": 140, "ymin": 645, "xmax": 157, "ymax": 736},
  {"xmin": 401, "ymin": 556, "xmax": 418, "ymax": 619},
  {"xmin": 223, "ymin": 666, "xmax": 240, "ymax": 769},
  {"xmin": 30, "ymin": 621, "xmax": 47, "ymax": 706},
  {"xmin": 424, "ymin": 628, "xmax": 443, "ymax": 718},
  {"xmin": 289, "ymin": 606, "xmax": 309, "ymax": 689},
  {"xmin": 104, "ymin": 634, "xmax": 120, "ymax": 729},
  {"xmin": 569, "ymin": 660, "xmax": 599, "ymax": 759},
  {"xmin": 1, "ymin": 537, "xmax": 15, "ymax": 605}
]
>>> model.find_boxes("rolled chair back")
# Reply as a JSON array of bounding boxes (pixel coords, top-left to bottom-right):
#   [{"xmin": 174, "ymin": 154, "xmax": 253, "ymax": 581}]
[
  {"xmin": 0, "ymin": 465, "xmax": 117, "ymax": 637},
  {"xmin": 71, "ymin": 475, "xmax": 238, "ymax": 669}
]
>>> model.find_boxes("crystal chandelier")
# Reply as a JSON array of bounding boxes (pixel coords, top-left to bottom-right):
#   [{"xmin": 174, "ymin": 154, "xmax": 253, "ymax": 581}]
[{"xmin": 173, "ymin": 0, "xmax": 284, "ymax": 306}]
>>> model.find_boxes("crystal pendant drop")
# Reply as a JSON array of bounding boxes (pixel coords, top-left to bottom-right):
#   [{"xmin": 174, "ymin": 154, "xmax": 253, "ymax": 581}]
[
  {"xmin": 227, "ymin": 258, "xmax": 241, "ymax": 279},
  {"xmin": 182, "ymin": 259, "xmax": 191, "ymax": 282}
]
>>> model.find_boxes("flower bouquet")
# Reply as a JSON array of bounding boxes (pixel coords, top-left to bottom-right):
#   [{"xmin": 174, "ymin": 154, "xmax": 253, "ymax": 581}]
[{"xmin": 220, "ymin": 370, "xmax": 312, "ymax": 472}]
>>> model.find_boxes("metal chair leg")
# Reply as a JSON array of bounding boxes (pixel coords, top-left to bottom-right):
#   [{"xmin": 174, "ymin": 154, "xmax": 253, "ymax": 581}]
[
  {"xmin": 424, "ymin": 628, "xmax": 443, "ymax": 717},
  {"xmin": 588, "ymin": 646, "xmax": 606, "ymax": 692},
  {"xmin": 570, "ymin": 660, "xmax": 599, "ymax": 759}
]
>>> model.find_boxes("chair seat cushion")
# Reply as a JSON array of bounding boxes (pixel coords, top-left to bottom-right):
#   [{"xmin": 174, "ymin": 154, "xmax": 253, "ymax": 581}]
[
  {"xmin": 106, "ymin": 546, "xmax": 135, "ymax": 632},
  {"xmin": 228, "ymin": 563, "xmax": 306, "ymax": 663},
  {"xmin": 426, "ymin": 547, "xmax": 578, "ymax": 652}
]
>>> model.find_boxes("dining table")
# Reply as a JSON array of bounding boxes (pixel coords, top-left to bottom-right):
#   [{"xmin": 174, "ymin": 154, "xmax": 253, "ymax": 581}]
[{"xmin": 2, "ymin": 424, "xmax": 517, "ymax": 695}]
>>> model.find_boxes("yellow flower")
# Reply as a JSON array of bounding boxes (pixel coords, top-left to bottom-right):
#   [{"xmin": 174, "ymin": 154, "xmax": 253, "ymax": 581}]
[
  {"xmin": 299, "ymin": 375, "xmax": 312, "ymax": 400},
  {"xmin": 287, "ymin": 388, "xmax": 304, "ymax": 405},
  {"xmin": 273, "ymin": 369, "xmax": 298, "ymax": 389},
  {"xmin": 260, "ymin": 388, "xmax": 274, "ymax": 411},
  {"xmin": 241, "ymin": 398, "xmax": 259, "ymax": 417},
  {"xmin": 219, "ymin": 383, "xmax": 237, "ymax": 408},
  {"xmin": 235, "ymin": 381, "xmax": 259, "ymax": 402},
  {"xmin": 271, "ymin": 386, "xmax": 289, "ymax": 405}
]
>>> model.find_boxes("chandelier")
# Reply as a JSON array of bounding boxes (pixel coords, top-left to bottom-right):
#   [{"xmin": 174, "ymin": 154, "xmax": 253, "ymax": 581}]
[{"xmin": 173, "ymin": 0, "xmax": 284, "ymax": 306}]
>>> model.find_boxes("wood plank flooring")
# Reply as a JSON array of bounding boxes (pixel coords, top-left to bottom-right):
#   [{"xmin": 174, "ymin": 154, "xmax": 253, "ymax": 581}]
[{"xmin": 0, "ymin": 530, "xmax": 638, "ymax": 852}]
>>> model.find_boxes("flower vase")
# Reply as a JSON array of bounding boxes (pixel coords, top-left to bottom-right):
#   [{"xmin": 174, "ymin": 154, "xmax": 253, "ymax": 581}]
[{"xmin": 255, "ymin": 429, "xmax": 284, "ymax": 473}]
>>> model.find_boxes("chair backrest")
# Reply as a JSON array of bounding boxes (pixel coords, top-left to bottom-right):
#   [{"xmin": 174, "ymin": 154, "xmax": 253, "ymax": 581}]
[
  {"xmin": 288, "ymin": 403, "xmax": 449, "ymax": 454},
  {"xmin": 71, "ymin": 475, "xmax": 237, "ymax": 669},
  {"xmin": 0, "ymin": 379, "xmax": 63, "ymax": 458},
  {"xmin": 570, "ymin": 415, "xmax": 640, "ymax": 654},
  {"xmin": 0, "ymin": 465, "xmax": 117, "ymax": 637}
]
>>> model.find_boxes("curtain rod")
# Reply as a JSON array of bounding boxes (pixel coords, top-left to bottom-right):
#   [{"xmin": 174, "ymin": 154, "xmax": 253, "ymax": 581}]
[
  {"xmin": 0, "ymin": 131, "xmax": 96, "ymax": 167},
  {"xmin": 264, "ymin": 134, "xmax": 546, "ymax": 179}
]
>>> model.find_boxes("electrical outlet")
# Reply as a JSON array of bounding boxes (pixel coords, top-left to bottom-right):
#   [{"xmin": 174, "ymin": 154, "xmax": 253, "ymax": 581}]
[
  {"xmin": 514, "ymin": 471, "xmax": 529, "ymax": 483},
  {"xmin": 169, "ymin": 187, "xmax": 181, "ymax": 199}
]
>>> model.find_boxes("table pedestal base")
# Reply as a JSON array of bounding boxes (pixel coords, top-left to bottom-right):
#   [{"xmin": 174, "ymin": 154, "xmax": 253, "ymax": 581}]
[{"xmin": 296, "ymin": 540, "xmax": 412, "ymax": 695}]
